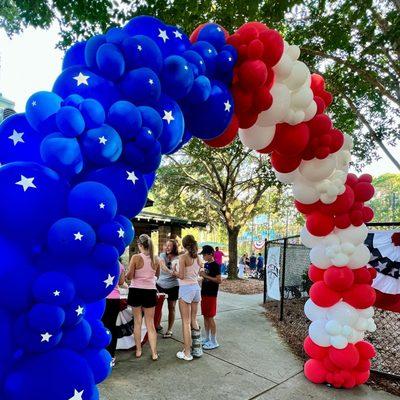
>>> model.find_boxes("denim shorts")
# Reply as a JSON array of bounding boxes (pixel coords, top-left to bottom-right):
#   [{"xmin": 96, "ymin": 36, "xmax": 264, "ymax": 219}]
[{"xmin": 179, "ymin": 284, "xmax": 201, "ymax": 304}]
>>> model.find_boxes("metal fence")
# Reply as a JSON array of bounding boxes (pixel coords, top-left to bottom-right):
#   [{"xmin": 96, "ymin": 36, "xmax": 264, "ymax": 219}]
[{"xmin": 262, "ymin": 222, "xmax": 400, "ymax": 382}]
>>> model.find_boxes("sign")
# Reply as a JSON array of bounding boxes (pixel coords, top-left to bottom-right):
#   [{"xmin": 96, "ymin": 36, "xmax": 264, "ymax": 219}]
[{"xmin": 266, "ymin": 246, "xmax": 281, "ymax": 300}]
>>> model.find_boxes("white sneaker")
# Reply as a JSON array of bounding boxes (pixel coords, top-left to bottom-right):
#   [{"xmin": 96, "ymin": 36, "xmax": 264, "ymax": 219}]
[
  {"xmin": 202, "ymin": 337, "xmax": 210, "ymax": 345},
  {"xmin": 176, "ymin": 351, "xmax": 193, "ymax": 361},
  {"xmin": 203, "ymin": 341, "xmax": 219, "ymax": 350}
]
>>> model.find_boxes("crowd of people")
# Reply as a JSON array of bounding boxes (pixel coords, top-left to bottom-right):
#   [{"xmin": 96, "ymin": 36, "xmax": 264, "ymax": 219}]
[
  {"xmin": 102, "ymin": 234, "xmax": 222, "ymax": 365},
  {"xmin": 238, "ymin": 252, "xmax": 264, "ymax": 278}
]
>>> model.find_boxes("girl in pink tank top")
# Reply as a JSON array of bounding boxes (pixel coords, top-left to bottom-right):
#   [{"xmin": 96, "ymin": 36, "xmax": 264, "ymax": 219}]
[{"xmin": 126, "ymin": 234, "xmax": 160, "ymax": 361}]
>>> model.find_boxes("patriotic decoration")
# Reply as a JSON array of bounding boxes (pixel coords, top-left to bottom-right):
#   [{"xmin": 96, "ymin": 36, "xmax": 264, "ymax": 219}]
[{"xmin": 0, "ymin": 15, "xmax": 376, "ymax": 399}]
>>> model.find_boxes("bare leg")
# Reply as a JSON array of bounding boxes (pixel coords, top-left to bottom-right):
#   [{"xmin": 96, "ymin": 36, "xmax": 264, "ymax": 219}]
[
  {"xmin": 204, "ymin": 316, "xmax": 210, "ymax": 341},
  {"xmin": 133, "ymin": 307, "xmax": 143, "ymax": 357},
  {"xmin": 167, "ymin": 300, "xmax": 176, "ymax": 332},
  {"xmin": 179, "ymin": 299, "xmax": 191, "ymax": 357},
  {"xmin": 209, "ymin": 317, "xmax": 216, "ymax": 336},
  {"xmin": 191, "ymin": 301, "xmax": 199, "ymax": 331},
  {"xmin": 143, "ymin": 307, "xmax": 158, "ymax": 359}
]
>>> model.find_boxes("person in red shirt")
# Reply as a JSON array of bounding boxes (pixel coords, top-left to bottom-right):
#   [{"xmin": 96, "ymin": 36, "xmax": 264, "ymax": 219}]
[{"xmin": 200, "ymin": 245, "xmax": 222, "ymax": 350}]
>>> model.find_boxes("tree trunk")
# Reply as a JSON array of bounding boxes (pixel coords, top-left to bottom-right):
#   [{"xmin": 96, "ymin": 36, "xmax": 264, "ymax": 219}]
[{"xmin": 227, "ymin": 226, "xmax": 240, "ymax": 279}]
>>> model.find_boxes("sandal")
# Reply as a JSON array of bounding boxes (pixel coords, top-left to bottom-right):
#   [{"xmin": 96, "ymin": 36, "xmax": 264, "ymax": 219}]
[
  {"xmin": 135, "ymin": 350, "xmax": 142, "ymax": 359},
  {"xmin": 151, "ymin": 353, "xmax": 159, "ymax": 361},
  {"xmin": 162, "ymin": 330, "xmax": 173, "ymax": 338}
]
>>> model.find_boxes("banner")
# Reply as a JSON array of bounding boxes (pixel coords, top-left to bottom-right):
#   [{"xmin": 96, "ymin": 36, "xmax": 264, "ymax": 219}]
[{"xmin": 266, "ymin": 246, "xmax": 281, "ymax": 300}]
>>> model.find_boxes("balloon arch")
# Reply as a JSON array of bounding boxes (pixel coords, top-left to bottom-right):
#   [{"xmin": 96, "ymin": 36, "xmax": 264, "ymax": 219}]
[{"xmin": 0, "ymin": 15, "xmax": 377, "ymax": 399}]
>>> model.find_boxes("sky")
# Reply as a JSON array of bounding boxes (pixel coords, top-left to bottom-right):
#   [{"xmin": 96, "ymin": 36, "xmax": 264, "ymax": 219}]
[{"xmin": 0, "ymin": 25, "xmax": 398, "ymax": 177}]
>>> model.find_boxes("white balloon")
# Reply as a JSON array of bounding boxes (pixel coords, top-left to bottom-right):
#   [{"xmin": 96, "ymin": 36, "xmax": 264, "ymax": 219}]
[
  {"xmin": 274, "ymin": 54, "xmax": 294, "ymax": 80},
  {"xmin": 283, "ymin": 61, "xmax": 310, "ymax": 90},
  {"xmin": 291, "ymin": 85, "xmax": 313, "ymax": 109},
  {"xmin": 358, "ymin": 307, "xmax": 374, "ymax": 319},
  {"xmin": 287, "ymin": 44, "xmax": 300, "ymax": 61},
  {"xmin": 341, "ymin": 242, "xmax": 355, "ymax": 255},
  {"xmin": 335, "ymin": 225, "xmax": 368, "ymax": 246},
  {"xmin": 331, "ymin": 253, "xmax": 349, "ymax": 267},
  {"xmin": 330, "ymin": 335, "xmax": 348, "ymax": 349},
  {"xmin": 256, "ymin": 84, "xmax": 291, "ymax": 126},
  {"xmin": 309, "ymin": 320, "xmax": 331, "ymax": 347},
  {"xmin": 355, "ymin": 318, "xmax": 368, "ymax": 331},
  {"xmin": 286, "ymin": 109, "xmax": 305, "ymax": 125},
  {"xmin": 238, "ymin": 125, "xmax": 276, "ymax": 150},
  {"xmin": 327, "ymin": 302, "xmax": 358, "ymax": 326},
  {"xmin": 310, "ymin": 245, "xmax": 331, "ymax": 269},
  {"xmin": 325, "ymin": 320, "xmax": 342, "ymax": 336},
  {"xmin": 348, "ymin": 244, "xmax": 370, "ymax": 269},
  {"xmin": 274, "ymin": 169, "xmax": 299, "ymax": 184},
  {"xmin": 304, "ymin": 100, "xmax": 317, "ymax": 122},
  {"xmin": 300, "ymin": 226, "xmax": 320, "ymax": 248},
  {"xmin": 320, "ymin": 193, "xmax": 338, "ymax": 204},
  {"xmin": 299, "ymin": 155, "xmax": 336, "ymax": 182},
  {"xmin": 342, "ymin": 325, "xmax": 353, "ymax": 337},
  {"xmin": 367, "ymin": 320, "xmax": 377, "ymax": 333},
  {"xmin": 292, "ymin": 181, "xmax": 320, "ymax": 204},
  {"xmin": 304, "ymin": 299, "xmax": 327, "ymax": 322}
]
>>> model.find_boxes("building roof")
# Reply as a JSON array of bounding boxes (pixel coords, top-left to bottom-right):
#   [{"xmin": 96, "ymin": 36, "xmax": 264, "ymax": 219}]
[{"xmin": 133, "ymin": 211, "xmax": 207, "ymax": 229}]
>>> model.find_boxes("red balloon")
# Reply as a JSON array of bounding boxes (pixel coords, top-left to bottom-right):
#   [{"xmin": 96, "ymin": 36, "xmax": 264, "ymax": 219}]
[
  {"xmin": 329, "ymin": 344, "xmax": 360, "ymax": 370},
  {"xmin": 359, "ymin": 174, "xmax": 373, "ymax": 183},
  {"xmin": 306, "ymin": 212, "xmax": 335, "ymax": 236},
  {"xmin": 355, "ymin": 341, "xmax": 376, "ymax": 359},
  {"xmin": 303, "ymin": 336, "xmax": 329, "ymax": 360},
  {"xmin": 273, "ymin": 123, "xmax": 310, "ymax": 156},
  {"xmin": 259, "ymin": 29, "xmax": 284, "ymax": 66},
  {"xmin": 313, "ymin": 96, "xmax": 326, "ymax": 114},
  {"xmin": 308, "ymin": 264, "xmax": 325, "ymax": 282},
  {"xmin": 362, "ymin": 206, "xmax": 374, "ymax": 222},
  {"xmin": 355, "ymin": 370, "xmax": 370, "ymax": 386},
  {"xmin": 253, "ymin": 86, "xmax": 273, "ymax": 112},
  {"xmin": 350, "ymin": 209, "xmax": 364, "ymax": 226},
  {"xmin": 368, "ymin": 267, "xmax": 377, "ymax": 280},
  {"xmin": 295, "ymin": 200, "xmax": 320, "ymax": 215},
  {"xmin": 311, "ymin": 74, "xmax": 325, "ymax": 93},
  {"xmin": 323, "ymin": 185, "xmax": 355, "ymax": 215},
  {"xmin": 342, "ymin": 284, "xmax": 376, "ymax": 309},
  {"xmin": 355, "ymin": 358, "xmax": 371, "ymax": 372},
  {"xmin": 323, "ymin": 356, "xmax": 339, "ymax": 372},
  {"xmin": 346, "ymin": 173, "xmax": 358, "ymax": 187},
  {"xmin": 270, "ymin": 151, "xmax": 301, "ymax": 173},
  {"xmin": 236, "ymin": 24, "xmax": 259, "ymax": 43},
  {"xmin": 334, "ymin": 213, "xmax": 351, "ymax": 229},
  {"xmin": 307, "ymin": 114, "xmax": 333, "ymax": 135},
  {"xmin": 321, "ymin": 91, "xmax": 333, "ymax": 107},
  {"xmin": 324, "ymin": 267, "xmax": 354, "ymax": 291},
  {"xmin": 353, "ymin": 267, "xmax": 373, "ymax": 285},
  {"xmin": 204, "ymin": 115, "xmax": 238, "ymax": 148},
  {"xmin": 315, "ymin": 146, "xmax": 331, "ymax": 159},
  {"xmin": 232, "ymin": 86, "xmax": 253, "ymax": 112},
  {"xmin": 353, "ymin": 182, "xmax": 375, "ymax": 202},
  {"xmin": 304, "ymin": 359, "xmax": 327, "ymax": 384},
  {"xmin": 310, "ymin": 281, "xmax": 342, "ymax": 307},
  {"xmin": 248, "ymin": 39, "xmax": 264, "ymax": 59},
  {"xmin": 226, "ymin": 33, "xmax": 243, "ymax": 48},
  {"xmin": 238, "ymin": 60, "xmax": 268, "ymax": 90},
  {"xmin": 342, "ymin": 374, "xmax": 356, "ymax": 389},
  {"xmin": 329, "ymin": 129, "xmax": 344, "ymax": 153},
  {"xmin": 237, "ymin": 112, "xmax": 258, "ymax": 129}
]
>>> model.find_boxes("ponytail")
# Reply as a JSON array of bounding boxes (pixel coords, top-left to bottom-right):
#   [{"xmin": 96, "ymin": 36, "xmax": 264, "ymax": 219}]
[
  {"xmin": 182, "ymin": 235, "xmax": 198, "ymax": 259},
  {"xmin": 138, "ymin": 234, "xmax": 156, "ymax": 267}
]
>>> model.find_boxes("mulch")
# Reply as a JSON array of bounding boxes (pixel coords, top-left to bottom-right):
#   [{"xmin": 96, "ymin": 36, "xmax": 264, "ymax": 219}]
[
  {"xmin": 220, "ymin": 278, "xmax": 264, "ymax": 295},
  {"xmin": 263, "ymin": 298, "xmax": 400, "ymax": 397}
]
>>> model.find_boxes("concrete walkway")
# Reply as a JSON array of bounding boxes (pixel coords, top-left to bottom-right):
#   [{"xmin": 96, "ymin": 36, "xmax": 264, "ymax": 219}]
[{"xmin": 100, "ymin": 292, "xmax": 396, "ymax": 400}]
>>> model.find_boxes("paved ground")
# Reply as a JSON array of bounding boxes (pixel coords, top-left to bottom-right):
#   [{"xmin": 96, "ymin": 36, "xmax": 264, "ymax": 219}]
[{"xmin": 100, "ymin": 292, "xmax": 397, "ymax": 400}]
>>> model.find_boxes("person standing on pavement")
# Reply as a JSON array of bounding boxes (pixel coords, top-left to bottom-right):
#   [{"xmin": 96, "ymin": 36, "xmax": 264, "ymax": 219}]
[
  {"xmin": 156, "ymin": 239, "xmax": 180, "ymax": 338},
  {"xmin": 200, "ymin": 245, "xmax": 222, "ymax": 350},
  {"xmin": 214, "ymin": 246, "xmax": 225, "ymax": 266}
]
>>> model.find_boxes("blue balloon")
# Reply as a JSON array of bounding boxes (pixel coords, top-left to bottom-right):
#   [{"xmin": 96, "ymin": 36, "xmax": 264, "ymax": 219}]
[
  {"xmin": 198, "ymin": 23, "xmax": 226, "ymax": 51},
  {"xmin": 222, "ymin": 44, "xmax": 238, "ymax": 63},
  {"xmin": 143, "ymin": 172, "xmax": 156, "ymax": 190},
  {"xmin": 96, "ymin": 43, "xmax": 125, "ymax": 81},
  {"xmin": 79, "ymin": 98, "xmax": 105, "ymax": 129},
  {"xmin": 183, "ymin": 50, "xmax": 206, "ymax": 77},
  {"xmin": 105, "ymin": 27, "xmax": 129, "ymax": 45},
  {"xmin": 96, "ymin": 220, "xmax": 126, "ymax": 255},
  {"xmin": 56, "ymin": 106, "xmax": 85, "ymax": 137},
  {"xmin": 0, "ymin": 162, "xmax": 68, "ymax": 244},
  {"xmin": 85, "ymin": 34, "xmax": 107, "ymax": 68},
  {"xmin": 191, "ymin": 41, "xmax": 218, "ymax": 78},
  {"xmin": 107, "ymin": 101, "xmax": 142, "ymax": 140},
  {"xmin": 0, "ymin": 310, "xmax": 14, "ymax": 364},
  {"xmin": 28, "ymin": 304, "xmax": 65, "ymax": 333},
  {"xmin": 138, "ymin": 106, "xmax": 163, "ymax": 139},
  {"xmin": 40, "ymin": 133, "xmax": 83, "ymax": 177},
  {"xmin": 84, "ymin": 299, "xmax": 106, "ymax": 321},
  {"xmin": 47, "ymin": 217, "xmax": 96, "ymax": 258},
  {"xmin": 62, "ymin": 41, "xmax": 86, "ymax": 70},
  {"xmin": 89, "ymin": 319, "xmax": 111, "ymax": 349},
  {"xmin": 119, "ymin": 67, "xmax": 161, "ymax": 105},
  {"xmin": 63, "ymin": 94, "xmax": 84, "ymax": 107},
  {"xmin": 0, "ymin": 113, "xmax": 43, "ymax": 165},
  {"xmin": 53, "ymin": 66, "xmax": 120, "ymax": 111},
  {"xmin": 123, "ymin": 15, "xmax": 166, "ymax": 37},
  {"xmin": 63, "ymin": 298, "xmax": 86, "ymax": 327},
  {"xmin": 121, "ymin": 35, "xmax": 163, "ymax": 73},
  {"xmin": 154, "ymin": 95, "xmax": 184, "ymax": 154},
  {"xmin": 161, "ymin": 55, "xmax": 194, "ymax": 99},
  {"xmin": 86, "ymin": 163, "xmax": 148, "ymax": 218},
  {"xmin": 4, "ymin": 349, "xmax": 96, "ymax": 400},
  {"xmin": 80, "ymin": 124, "xmax": 122, "ymax": 166},
  {"xmin": 33, "ymin": 272, "xmax": 76, "ymax": 306},
  {"xmin": 185, "ymin": 75, "xmax": 211, "ymax": 104},
  {"xmin": 114, "ymin": 214, "xmax": 135, "ymax": 246},
  {"xmin": 60, "ymin": 319, "xmax": 92, "ymax": 351},
  {"xmin": 68, "ymin": 181, "xmax": 117, "ymax": 227},
  {"xmin": 181, "ymin": 81, "xmax": 233, "ymax": 139},
  {"xmin": 25, "ymin": 91, "xmax": 63, "ymax": 134},
  {"xmin": 82, "ymin": 348, "xmax": 112, "ymax": 385},
  {"xmin": 162, "ymin": 25, "xmax": 191, "ymax": 56}
]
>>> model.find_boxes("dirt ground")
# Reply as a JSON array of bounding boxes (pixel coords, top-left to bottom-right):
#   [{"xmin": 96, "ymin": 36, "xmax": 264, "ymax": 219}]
[
  {"xmin": 220, "ymin": 278, "xmax": 264, "ymax": 295},
  {"xmin": 263, "ymin": 299, "xmax": 400, "ymax": 397}
]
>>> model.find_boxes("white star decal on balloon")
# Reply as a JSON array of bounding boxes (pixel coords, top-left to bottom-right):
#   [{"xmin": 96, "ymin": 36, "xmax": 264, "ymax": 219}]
[
  {"xmin": 224, "ymin": 100, "xmax": 232, "ymax": 112},
  {"xmin": 199, "ymin": 60, "xmax": 204, "ymax": 65},
  {"xmin": 99, "ymin": 136, "xmax": 107, "ymax": 145},
  {"xmin": 126, "ymin": 170, "xmax": 138, "ymax": 185},
  {"xmin": 228, "ymin": 57, "xmax": 232, "ymax": 62},
  {"xmin": 75, "ymin": 305, "xmax": 84, "ymax": 316},
  {"xmin": 69, "ymin": 389, "xmax": 84, "ymax": 400},
  {"xmin": 32, "ymin": 101, "xmax": 37, "ymax": 106},
  {"xmin": 103, "ymin": 274, "xmax": 115, "ymax": 288},
  {"xmin": 53, "ymin": 290, "xmax": 60, "ymax": 297},
  {"xmin": 15, "ymin": 175, "xmax": 37, "ymax": 192},
  {"xmin": 158, "ymin": 29, "xmax": 169, "ymax": 43},
  {"xmin": 208, "ymin": 48, "xmax": 212, "ymax": 54},
  {"xmin": 41, "ymin": 332, "xmax": 52, "ymax": 342},
  {"xmin": 73, "ymin": 72, "xmax": 90, "ymax": 86},
  {"xmin": 217, "ymin": 27, "xmax": 222, "ymax": 32},
  {"xmin": 8, "ymin": 130, "xmax": 25, "ymax": 146},
  {"xmin": 147, "ymin": 129, "xmax": 152, "ymax": 135},
  {"xmin": 117, "ymin": 228, "xmax": 125, "ymax": 238},
  {"xmin": 137, "ymin": 45, "xmax": 143, "ymax": 51},
  {"xmin": 74, "ymin": 232, "xmax": 84, "ymax": 241},
  {"xmin": 184, "ymin": 65, "xmax": 188, "ymax": 70},
  {"xmin": 173, "ymin": 30, "xmax": 183, "ymax": 39},
  {"xmin": 99, "ymin": 202, "xmax": 105, "ymax": 209},
  {"xmin": 162, "ymin": 110, "xmax": 174, "ymax": 125},
  {"xmin": 149, "ymin": 79, "xmax": 154, "ymax": 85}
]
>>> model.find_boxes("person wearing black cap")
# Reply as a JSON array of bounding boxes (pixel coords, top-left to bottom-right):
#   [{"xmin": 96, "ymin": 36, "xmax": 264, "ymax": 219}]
[{"xmin": 199, "ymin": 245, "xmax": 222, "ymax": 350}]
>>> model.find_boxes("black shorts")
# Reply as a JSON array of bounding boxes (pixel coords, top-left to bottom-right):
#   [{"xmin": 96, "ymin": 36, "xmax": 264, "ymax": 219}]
[
  {"xmin": 127, "ymin": 288, "xmax": 157, "ymax": 308},
  {"xmin": 156, "ymin": 284, "xmax": 179, "ymax": 302}
]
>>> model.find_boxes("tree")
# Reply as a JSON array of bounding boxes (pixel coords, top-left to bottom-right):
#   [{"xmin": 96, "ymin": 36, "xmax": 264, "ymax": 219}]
[
  {"xmin": 152, "ymin": 138, "xmax": 276, "ymax": 278},
  {"xmin": 2, "ymin": 1, "xmax": 398, "ymax": 168}
]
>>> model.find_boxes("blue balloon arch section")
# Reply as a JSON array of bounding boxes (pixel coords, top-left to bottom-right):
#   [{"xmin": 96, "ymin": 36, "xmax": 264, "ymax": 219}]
[{"xmin": 0, "ymin": 16, "xmax": 236, "ymax": 400}]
